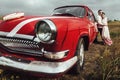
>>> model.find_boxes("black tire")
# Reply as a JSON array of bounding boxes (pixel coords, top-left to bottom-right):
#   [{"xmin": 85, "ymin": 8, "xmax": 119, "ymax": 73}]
[{"xmin": 73, "ymin": 38, "xmax": 85, "ymax": 74}]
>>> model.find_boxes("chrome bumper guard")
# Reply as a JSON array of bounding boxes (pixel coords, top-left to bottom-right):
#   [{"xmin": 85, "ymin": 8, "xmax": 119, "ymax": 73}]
[{"xmin": 0, "ymin": 56, "xmax": 77, "ymax": 74}]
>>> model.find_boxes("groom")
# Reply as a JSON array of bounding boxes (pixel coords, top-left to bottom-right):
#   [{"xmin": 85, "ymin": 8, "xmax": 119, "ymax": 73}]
[{"xmin": 94, "ymin": 9, "xmax": 103, "ymax": 43}]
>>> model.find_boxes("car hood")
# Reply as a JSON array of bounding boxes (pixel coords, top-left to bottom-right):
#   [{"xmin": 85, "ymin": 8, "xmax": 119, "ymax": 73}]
[{"xmin": 0, "ymin": 16, "xmax": 83, "ymax": 40}]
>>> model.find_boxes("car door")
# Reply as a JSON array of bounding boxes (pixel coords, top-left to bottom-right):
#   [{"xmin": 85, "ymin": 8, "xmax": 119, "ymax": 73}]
[{"xmin": 87, "ymin": 9, "xmax": 97, "ymax": 43}]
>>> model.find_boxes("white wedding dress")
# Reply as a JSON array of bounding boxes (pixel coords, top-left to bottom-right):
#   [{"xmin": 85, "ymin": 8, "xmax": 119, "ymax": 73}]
[{"xmin": 102, "ymin": 17, "xmax": 113, "ymax": 46}]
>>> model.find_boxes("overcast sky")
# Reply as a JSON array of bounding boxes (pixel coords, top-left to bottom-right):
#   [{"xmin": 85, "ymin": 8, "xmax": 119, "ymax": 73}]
[{"xmin": 0, "ymin": 0, "xmax": 120, "ymax": 20}]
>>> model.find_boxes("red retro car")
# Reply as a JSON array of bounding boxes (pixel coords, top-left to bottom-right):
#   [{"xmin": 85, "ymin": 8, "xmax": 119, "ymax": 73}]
[{"xmin": 0, "ymin": 5, "xmax": 97, "ymax": 77}]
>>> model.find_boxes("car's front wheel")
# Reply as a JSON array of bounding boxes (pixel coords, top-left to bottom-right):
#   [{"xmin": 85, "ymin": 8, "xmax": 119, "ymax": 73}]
[{"xmin": 74, "ymin": 38, "xmax": 85, "ymax": 74}]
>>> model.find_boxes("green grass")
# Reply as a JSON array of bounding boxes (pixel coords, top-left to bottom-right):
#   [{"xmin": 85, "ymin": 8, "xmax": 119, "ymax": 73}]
[
  {"xmin": 0, "ymin": 16, "xmax": 2, "ymax": 20},
  {"xmin": 110, "ymin": 32, "xmax": 120, "ymax": 38},
  {"xmin": 96, "ymin": 46, "xmax": 120, "ymax": 80}
]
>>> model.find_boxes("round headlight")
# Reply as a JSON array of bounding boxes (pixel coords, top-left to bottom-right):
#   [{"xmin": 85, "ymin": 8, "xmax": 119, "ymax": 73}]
[{"xmin": 36, "ymin": 20, "xmax": 57, "ymax": 43}]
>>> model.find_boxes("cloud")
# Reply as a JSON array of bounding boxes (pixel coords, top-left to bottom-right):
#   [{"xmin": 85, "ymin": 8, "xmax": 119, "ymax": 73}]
[{"xmin": 0, "ymin": 0, "xmax": 120, "ymax": 20}]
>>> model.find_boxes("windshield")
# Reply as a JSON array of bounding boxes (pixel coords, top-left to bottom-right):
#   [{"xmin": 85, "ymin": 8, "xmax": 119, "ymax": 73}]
[{"xmin": 53, "ymin": 6, "xmax": 86, "ymax": 17}]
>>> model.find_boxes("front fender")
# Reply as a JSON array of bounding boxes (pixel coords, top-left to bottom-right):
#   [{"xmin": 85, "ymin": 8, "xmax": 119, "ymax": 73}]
[
  {"xmin": 60, "ymin": 27, "xmax": 89, "ymax": 60},
  {"xmin": 42, "ymin": 18, "xmax": 90, "ymax": 61}
]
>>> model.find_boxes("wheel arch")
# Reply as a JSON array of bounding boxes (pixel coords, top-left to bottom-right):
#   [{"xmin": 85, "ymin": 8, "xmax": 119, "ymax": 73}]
[{"xmin": 80, "ymin": 35, "xmax": 89, "ymax": 51}]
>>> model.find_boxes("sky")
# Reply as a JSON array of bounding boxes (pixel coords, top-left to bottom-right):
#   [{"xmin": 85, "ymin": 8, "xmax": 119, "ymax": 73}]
[{"xmin": 0, "ymin": 0, "xmax": 120, "ymax": 20}]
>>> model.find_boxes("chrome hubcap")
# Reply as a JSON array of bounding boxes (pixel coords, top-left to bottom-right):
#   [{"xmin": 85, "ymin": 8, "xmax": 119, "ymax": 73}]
[{"xmin": 79, "ymin": 43, "xmax": 84, "ymax": 66}]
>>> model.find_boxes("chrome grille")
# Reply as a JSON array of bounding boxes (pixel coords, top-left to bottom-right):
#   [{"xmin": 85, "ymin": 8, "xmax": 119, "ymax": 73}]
[
  {"xmin": 0, "ymin": 37, "xmax": 42, "ymax": 56},
  {"xmin": 0, "ymin": 37, "xmax": 39, "ymax": 49}
]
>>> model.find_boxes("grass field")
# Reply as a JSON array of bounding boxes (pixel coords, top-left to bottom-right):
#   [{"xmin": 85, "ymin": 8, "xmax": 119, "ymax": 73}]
[{"xmin": 0, "ymin": 21, "xmax": 120, "ymax": 80}]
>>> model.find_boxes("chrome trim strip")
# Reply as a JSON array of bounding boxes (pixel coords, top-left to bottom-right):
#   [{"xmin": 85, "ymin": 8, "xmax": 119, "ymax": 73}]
[
  {"xmin": 0, "ymin": 31, "xmax": 34, "ymax": 40},
  {"xmin": 0, "ymin": 56, "xmax": 77, "ymax": 74},
  {"xmin": 0, "ymin": 31, "xmax": 8, "ymax": 36},
  {"xmin": 15, "ymin": 34, "xmax": 34, "ymax": 40}
]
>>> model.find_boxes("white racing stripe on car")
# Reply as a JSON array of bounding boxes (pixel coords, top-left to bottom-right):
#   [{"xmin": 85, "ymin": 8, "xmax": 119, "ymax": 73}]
[
  {"xmin": 7, "ymin": 17, "xmax": 44, "ymax": 37},
  {"xmin": 6, "ymin": 16, "xmax": 71, "ymax": 37}
]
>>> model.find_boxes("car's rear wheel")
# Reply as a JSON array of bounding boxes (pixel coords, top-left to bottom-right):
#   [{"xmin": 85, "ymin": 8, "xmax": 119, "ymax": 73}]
[{"xmin": 73, "ymin": 38, "xmax": 85, "ymax": 74}]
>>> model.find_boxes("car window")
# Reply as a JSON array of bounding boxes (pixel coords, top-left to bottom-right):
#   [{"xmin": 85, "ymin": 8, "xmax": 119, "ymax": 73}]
[
  {"xmin": 76, "ymin": 7, "xmax": 86, "ymax": 17},
  {"xmin": 53, "ymin": 6, "xmax": 86, "ymax": 17},
  {"xmin": 87, "ymin": 10, "xmax": 95, "ymax": 22}
]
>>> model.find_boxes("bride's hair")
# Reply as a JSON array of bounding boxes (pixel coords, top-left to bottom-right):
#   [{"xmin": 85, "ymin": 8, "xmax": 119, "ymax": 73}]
[{"xmin": 102, "ymin": 12, "xmax": 105, "ymax": 15}]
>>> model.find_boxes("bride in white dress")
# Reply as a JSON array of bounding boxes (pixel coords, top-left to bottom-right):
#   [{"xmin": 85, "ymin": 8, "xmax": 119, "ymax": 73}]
[{"xmin": 101, "ymin": 12, "xmax": 113, "ymax": 46}]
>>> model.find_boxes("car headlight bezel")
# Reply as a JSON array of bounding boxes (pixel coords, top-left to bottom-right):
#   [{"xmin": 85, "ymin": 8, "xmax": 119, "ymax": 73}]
[{"xmin": 35, "ymin": 19, "xmax": 57, "ymax": 44}]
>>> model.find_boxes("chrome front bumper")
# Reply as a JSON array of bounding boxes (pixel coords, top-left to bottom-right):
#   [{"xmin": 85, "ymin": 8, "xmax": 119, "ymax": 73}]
[{"xmin": 0, "ymin": 56, "xmax": 77, "ymax": 74}]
